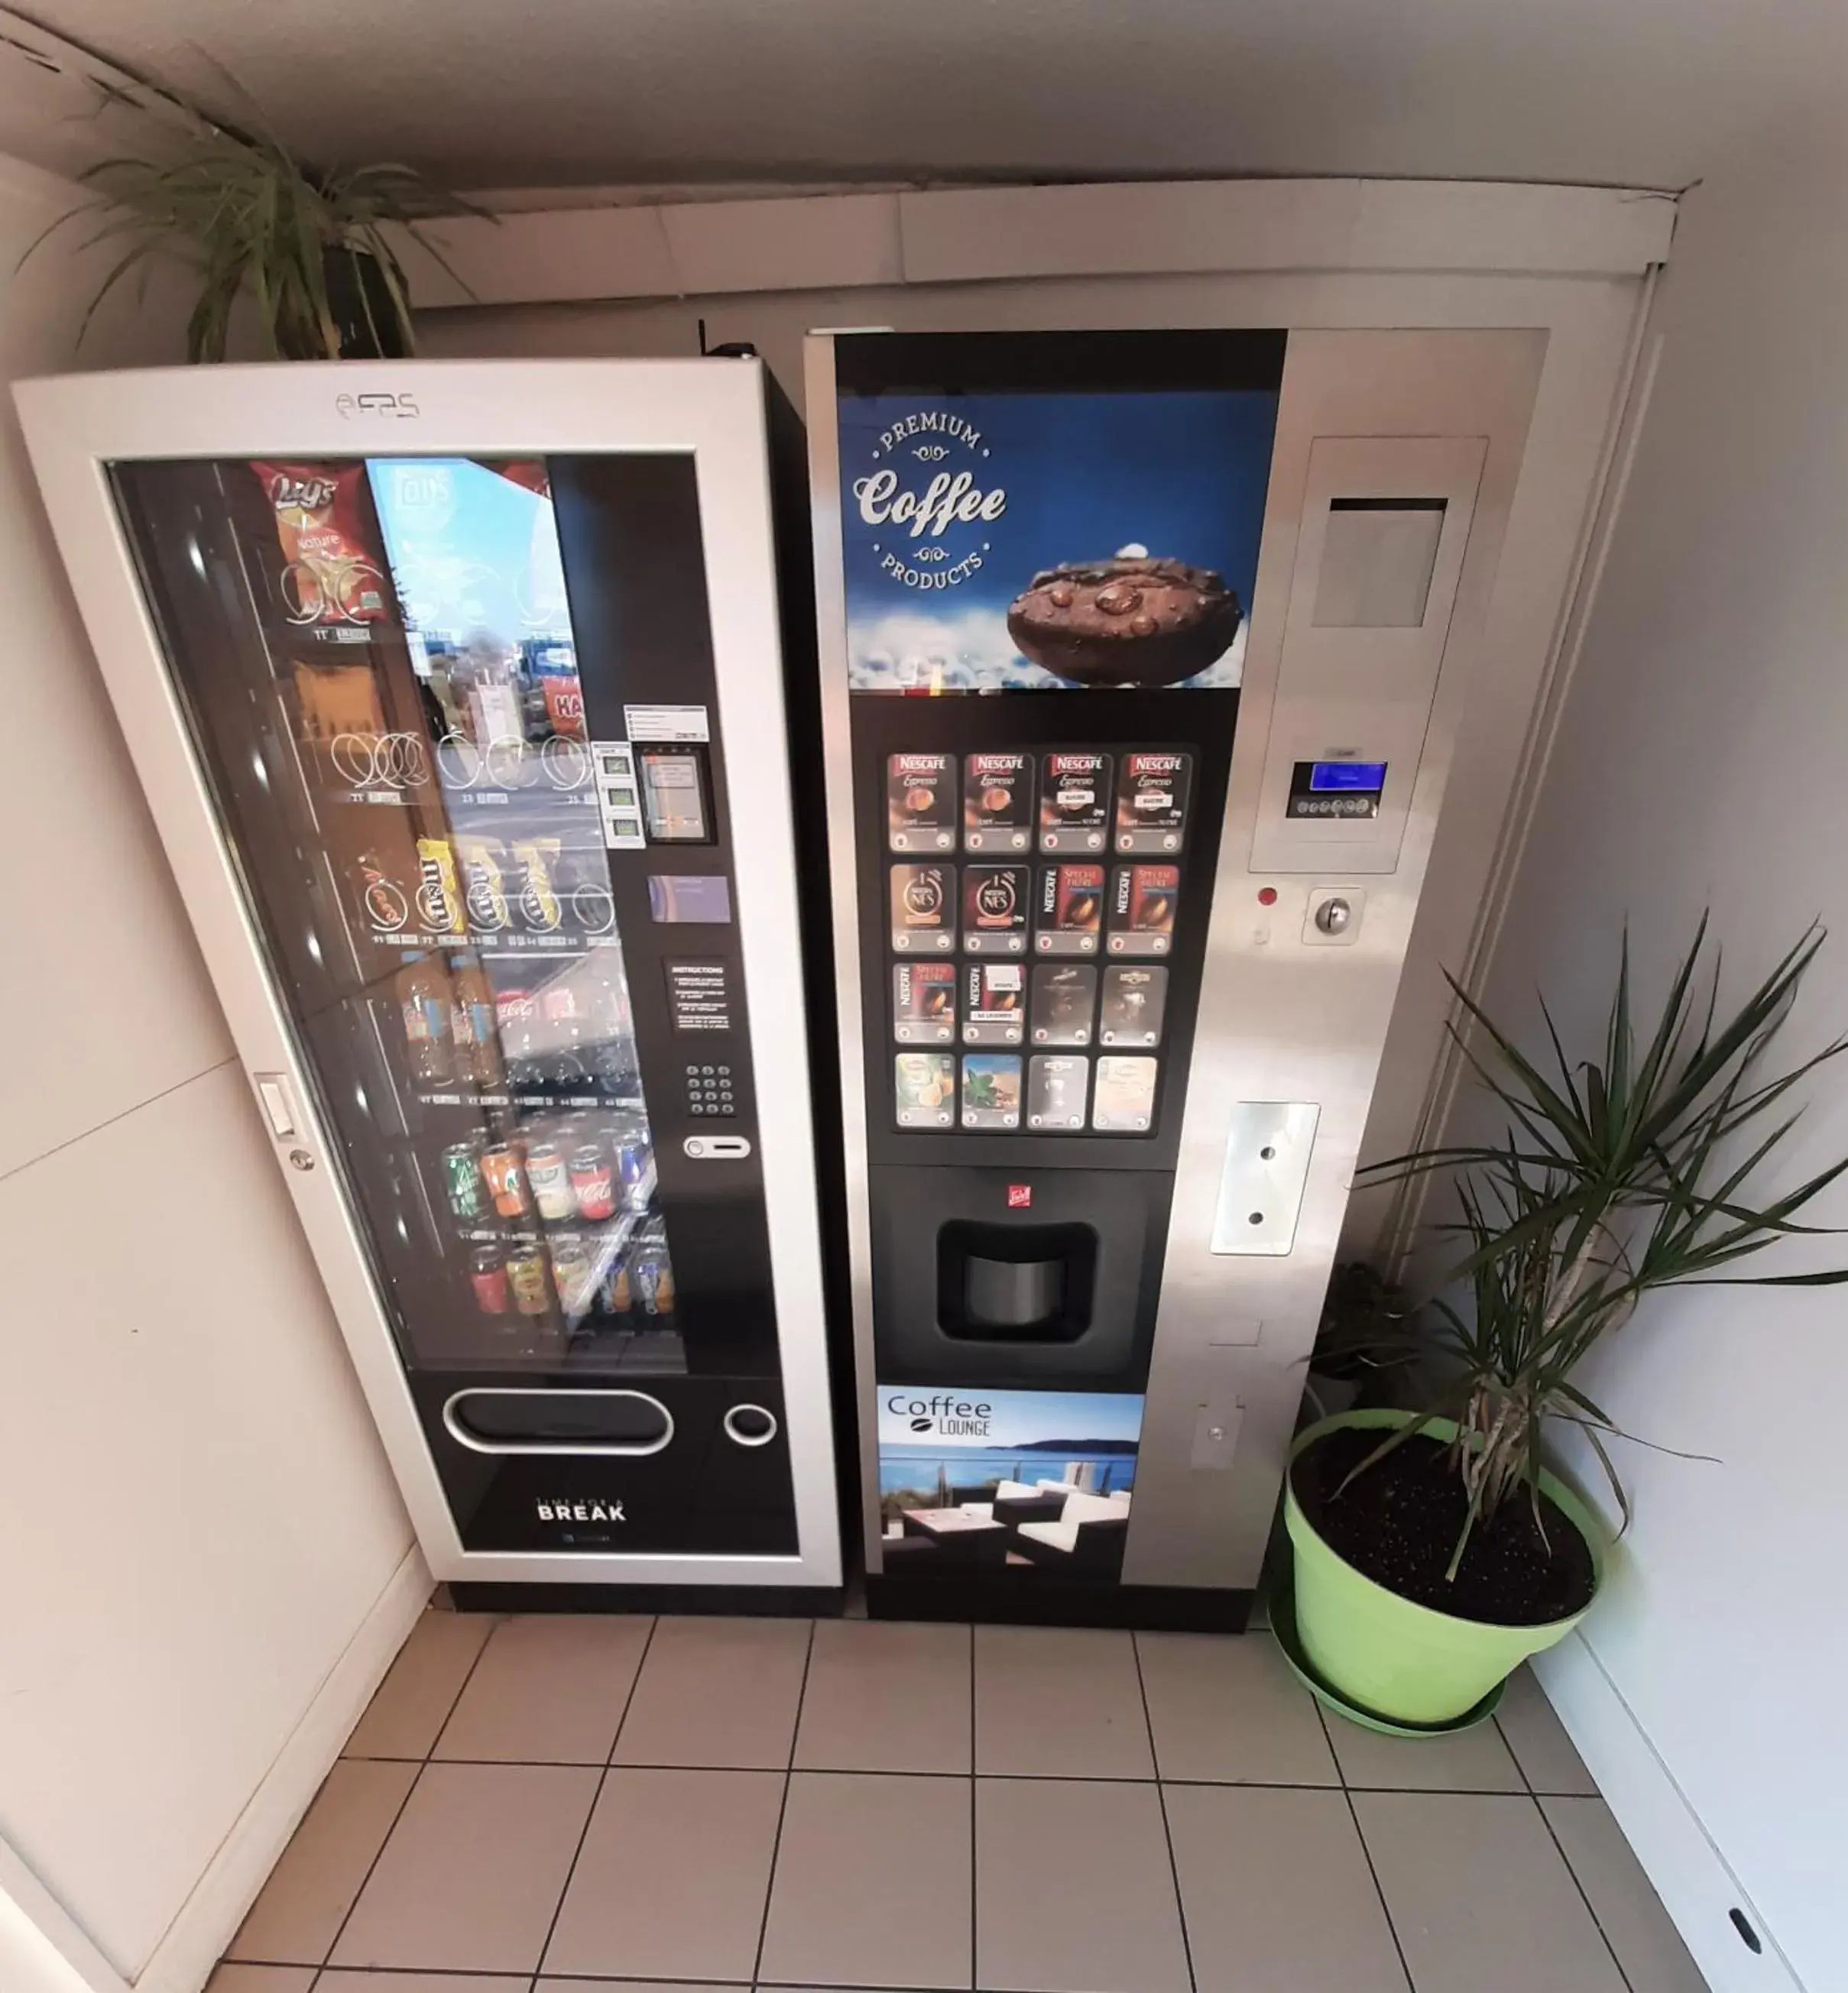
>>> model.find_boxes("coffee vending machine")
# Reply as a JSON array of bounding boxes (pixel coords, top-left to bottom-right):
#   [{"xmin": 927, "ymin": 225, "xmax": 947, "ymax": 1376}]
[{"xmin": 807, "ymin": 328, "xmax": 1543, "ymax": 1627}]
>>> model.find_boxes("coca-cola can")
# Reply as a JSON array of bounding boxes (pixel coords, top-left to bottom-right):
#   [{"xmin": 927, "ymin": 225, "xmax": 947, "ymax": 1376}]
[{"xmin": 569, "ymin": 1144, "xmax": 616, "ymax": 1222}]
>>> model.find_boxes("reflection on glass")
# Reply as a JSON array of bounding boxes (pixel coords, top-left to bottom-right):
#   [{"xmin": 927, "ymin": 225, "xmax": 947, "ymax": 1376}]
[{"xmin": 115, "ymin": 453, "xmax": 679, "ymax": 1376}]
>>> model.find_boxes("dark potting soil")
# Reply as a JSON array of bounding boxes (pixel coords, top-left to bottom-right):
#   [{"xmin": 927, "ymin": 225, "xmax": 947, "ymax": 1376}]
[{"xmin": 1292, "ymin": 1426, "xmax": 1597, "ymax": 1626}]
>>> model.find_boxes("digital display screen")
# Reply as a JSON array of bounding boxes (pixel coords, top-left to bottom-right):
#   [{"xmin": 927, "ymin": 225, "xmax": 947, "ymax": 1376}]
[{"xmin": 1309, "ymin": 762, "xmax": 1386, "ymax": 792}]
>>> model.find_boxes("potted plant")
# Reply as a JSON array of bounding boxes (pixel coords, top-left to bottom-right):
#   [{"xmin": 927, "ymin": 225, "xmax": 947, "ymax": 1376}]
[
  {"xmin": 28, "ymin": 71, "xmax": 482, "ymax": 361},
  {"xmin": 1285, "ymin": 919, "xmax": 1848, "ymax": 1727}
]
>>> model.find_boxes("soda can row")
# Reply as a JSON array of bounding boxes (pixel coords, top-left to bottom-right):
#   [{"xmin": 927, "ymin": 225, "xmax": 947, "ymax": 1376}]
[
  {"xmin": 469, "ymin": 1220, "xmax": 675, "ymax": 1322},
  {"xmin": 441, "ymin": 1114, "xmax": 650, "ymax": 1228}
]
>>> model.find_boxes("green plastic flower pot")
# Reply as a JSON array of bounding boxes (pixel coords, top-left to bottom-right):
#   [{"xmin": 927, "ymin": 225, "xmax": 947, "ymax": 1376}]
[{"xmin": 1284, "ymin": 1408, "xmax": 1607, "ymax": 1728}]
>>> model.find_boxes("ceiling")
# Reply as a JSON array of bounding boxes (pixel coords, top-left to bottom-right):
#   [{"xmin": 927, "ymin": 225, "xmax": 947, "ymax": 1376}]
[{"xmin": 7, "ymin": 0, "xmax": 1845, "ymax": 195}]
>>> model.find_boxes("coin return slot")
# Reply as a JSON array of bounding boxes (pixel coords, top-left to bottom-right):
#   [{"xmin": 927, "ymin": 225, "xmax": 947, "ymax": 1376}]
[
  {"xmin": 723, "ymin": 1403, "xmax": 779, "ymax": 1448},
  {"xmin": 1313, "ymin": 497, "xmax": 1447, "ymax": 628},
  {"xmin": 442, "ymin": 1388, "xmax": 673, "ymax": 1455},
  {"xmin": 937, "ymin": 1220, "xmax": 1097, "ymax": 1343}
]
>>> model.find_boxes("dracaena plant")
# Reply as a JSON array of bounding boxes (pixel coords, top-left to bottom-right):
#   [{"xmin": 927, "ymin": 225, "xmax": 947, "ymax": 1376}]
[
  {"xmin": 24, "ymin": 65, "xmax": 483, "ymax": 361},
  {"xmin": 1359, "ymin": 918, "xmax": 1848, "ymax": 1574}
]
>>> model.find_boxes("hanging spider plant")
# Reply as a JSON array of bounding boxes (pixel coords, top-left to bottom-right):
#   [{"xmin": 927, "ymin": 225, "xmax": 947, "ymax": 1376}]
[
  {"xmin": 24, "ymin": 70, "xmax": 486, "ymax": 362},
  {"xmin": 1353, "ymin": 916, "xmax": 1848, "ymax": 1573}
]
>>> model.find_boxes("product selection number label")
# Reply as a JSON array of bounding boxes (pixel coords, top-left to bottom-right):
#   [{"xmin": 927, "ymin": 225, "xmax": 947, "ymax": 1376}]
[
  {"xmin": 1108, "ymin": 864, "xmax": 1178, "ymax": 955},
  {"xmin": 1039, "ymin": 750, "xmax": 1112, "ymax": 852},
  {"xmin": 1035, "ymin": 864, "xmax": 1104, "ymax": 954},
  {"xmin": 963, "ymin": 963, "xmax": 1025, "ymax": 1045},
  {"xmin": 1092, "ymin": 1055, "xmax": 1159, "ymax": 1132},
  {"xmin": 961, "ymin": 865, "xmax": 1029, "ymax": 953},
  {"xmin": 1099, "ymin": 964, "xmax": 1168, "ymax": 1045},
  {"xmin": 1030, "ymin": 962, "xmax": 1096, "ymax": 1046},
  {"xmin": 1028, "ymin": 1054, "xmax": 1090, "ymax": 1130},
  {"xmin": 887, "ymin": 752, "xmax": 957, "ymax": 851},
  {"xmin": 890, "ymin": 864, "xmax": 955, "ymax": 951},
  {"xmin": 895, "ymin": 1052, "xmax": 955, "ymax": 1127},
  {"xmin": 893, "ymin": 961, "xmax": 956, "ymax": 1042},
  {"xmin": 1115, "ymin": 751, "xmax": 1192, "ymax": 853},
  {"xmin": 963, "ymin": 753, "xmax": 1033, "ymax": 852},
  {"xmin": 961, "ymin": 1053, "xmax": 1023, "ymax": 1129}
]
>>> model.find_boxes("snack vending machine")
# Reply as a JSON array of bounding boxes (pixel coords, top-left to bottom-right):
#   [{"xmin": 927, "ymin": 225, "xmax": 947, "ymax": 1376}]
[
  {"xmin": 18, "ymin": 359, "xmax": 841, "ymax": 1603},
  {"xmin": 808, "ymin": 328, "xmax": 1543, "ymax": 1627}
]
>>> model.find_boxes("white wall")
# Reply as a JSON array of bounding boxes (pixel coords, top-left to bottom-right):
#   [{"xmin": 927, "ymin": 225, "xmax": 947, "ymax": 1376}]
[
  {"xmin": 0, "ymin": 154, "xmax": 420, "ymax": 1993},
  {"xmin": 1477, "ymin": 112, "xmax": 1848, "ymax": 1993}
]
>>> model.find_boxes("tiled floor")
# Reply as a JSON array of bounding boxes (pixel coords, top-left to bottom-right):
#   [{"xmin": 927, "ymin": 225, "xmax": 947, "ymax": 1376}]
[{"xmin": 214, "ymin": 1608, "xmax": 1708, "ymax": 1993}]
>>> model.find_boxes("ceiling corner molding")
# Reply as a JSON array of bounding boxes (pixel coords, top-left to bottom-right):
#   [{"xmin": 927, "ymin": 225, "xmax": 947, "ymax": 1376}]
[{"xmin": 401, "ymin": 177, "xmax": 1676, "ymax": 313}]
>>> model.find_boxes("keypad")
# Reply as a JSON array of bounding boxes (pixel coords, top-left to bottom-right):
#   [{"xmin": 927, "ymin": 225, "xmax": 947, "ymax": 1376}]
[{"xmin": 684, "ymin": 1061, "xmax": 737, "ymax": 1116}]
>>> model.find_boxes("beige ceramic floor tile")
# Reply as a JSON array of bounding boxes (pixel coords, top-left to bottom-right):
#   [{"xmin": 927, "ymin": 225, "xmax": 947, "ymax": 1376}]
[
  {"xmin": 794, "ymin": 1616, "xmax": 973, "ymax": 1773},
  {"xmin": 974, "ymin": 1624, "xmax": 1154, "ymax": 1779},
  {"xmin": 319, "ymin": 1977, "xmax": 529, "ymax": 1991},
  {"xmin": 206, "ymin": 1969, "xmax": 316, "ymax": 1993},
  {"xmin": 1328, "ymin": 1706, "xmax": 1525, "ymax": 1790},
  {"xmin": 1355, "ymin": 1790, "xmax": 1627, "ymax": 1993},
  {"xmin": 1137, "ymin": 1631, "xmax": 1339, "ymax": 1784},
  {"xmin": 1166, "ymin": 1784, "xmax": 1408, "ymax": 1992},
  {"xmin": 613, "ymin": 1615, "xmax": 812, "ymax": 1768},
  {"xmin": 1543, "ymin": 1797, "xmax": 1710, "ymax": 1993},
  {"xmin": 329, "ymin": 1761, "xmax": 598, "ymax": 1974},
  {"xmin": 344, "ymin": 1610, "xmax": 498, "ymax": 1759},
  {"xmin": 977, "ymin": 1777, "xmax": 1188, "ymax": 1993},
  {"xmin": 543, "ymin": 1766, "xmax": 785, "ymax": 1982},
  {"xmin": 225, "ymin": 1758, "xmax": 418, "ymax": 1963},
  {"xmin": 760, "ymin": 1771, "xmax": 972, "ymax": 1988},
  {"xmin": 1496, "ymin": 1666, "xmax": 1600, "ymax": 1794},
  {"xmin": 434, "ymin": 1612, "xmax": 653, "ymax": 1763}
]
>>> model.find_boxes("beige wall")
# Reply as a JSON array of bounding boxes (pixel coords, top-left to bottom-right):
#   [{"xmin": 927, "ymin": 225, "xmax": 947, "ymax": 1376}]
[
  {"xmin": 1479, "ymin": 111, "xmax": 1848, "ymax": 1993},
  {"xmin": 0, "ymin": 154, "xmax": 418, "ymax": 1992}
]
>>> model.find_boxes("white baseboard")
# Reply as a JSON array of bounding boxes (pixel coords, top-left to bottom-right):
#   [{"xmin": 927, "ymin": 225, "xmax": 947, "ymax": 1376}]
[
  {"xmin": 1535, "ymin": 1632, "xmax": 1804, "ymax": 1993},
  {"xmin": 129, "ymin": 1545, "xmax": 432, "ymax": 1993}
]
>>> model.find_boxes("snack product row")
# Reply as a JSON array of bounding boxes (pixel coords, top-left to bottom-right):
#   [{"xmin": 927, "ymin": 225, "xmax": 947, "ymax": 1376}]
[
  {"xmin": 889, "ymin": 749, "xmax": 1191, "ymax": 855},
  {"xmin": 894, "ymin": 961, "xmax": 1166, "ymax": 1049},
  {"xmin": 895, "ymin": 1052, "xmax": 1159, "ymax": 1134},
  {"xmin": 890, "ymin": 862, "xmax": 1176, "ymax": 958}
]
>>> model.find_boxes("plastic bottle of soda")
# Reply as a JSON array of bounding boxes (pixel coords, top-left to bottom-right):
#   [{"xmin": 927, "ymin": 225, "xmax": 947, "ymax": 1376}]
[
  {"xmin": 450, "ymin": 960, "xmax": 505, "ymax": 1089},
  {"xmin": 395, "ymin": 953, "xmax": 455, "ymax": 1087}
]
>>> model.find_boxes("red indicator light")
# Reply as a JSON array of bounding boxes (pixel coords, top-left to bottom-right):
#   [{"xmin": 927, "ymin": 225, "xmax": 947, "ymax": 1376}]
[
  {"xmin": 1007, "ymin": 1183, "xmax": 1033, "ymax": 1208},
  {"xmin": 1257, "ymin": 886, "xmax": 1279, "ymax": 906}
]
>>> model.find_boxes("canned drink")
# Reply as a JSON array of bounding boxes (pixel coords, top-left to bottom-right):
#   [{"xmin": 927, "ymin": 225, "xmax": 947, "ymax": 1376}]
[
  {"xmin": 526, "ymin": 1142, "xmax": 573, "ymax": 1221},
  {"xmin": 569, "ymin": 1144, "xmax": 616, "ymax": 1222},
  {"xmin": 607, "ymin": 1112, "xmax": 653, "ymax": 1209},
  {"xmin": 550, "ymin": 1241, "xmax": 595, "ymax": 1315},
  {"xmin": 442, "ymin": 1142, "xmax": 485, "ymax": 1221},
  {"xmin": 633, "ymin": 1230, "xmax": 674, "ymax": 1316},
  {"xmin": 469, "ymin": 1246, "xmax": 508, "ymax": 1314},
  {"xmin": 479, "ymin": 1143, "xmax": 530, "ymax": 1219},
  {"xmin": 506, "ymin": 1243, "xmax": 551, "ymax": 1316},
  {"xmin": 598, "ymin": 1250, "xmax": 634, "ymax": 1316}
]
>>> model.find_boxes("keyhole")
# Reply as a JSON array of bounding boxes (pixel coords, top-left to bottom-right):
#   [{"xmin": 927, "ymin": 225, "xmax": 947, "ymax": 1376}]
[
  {"xmin": 1260, "ymin": 1146, "xmax": 1276, "ymax": 1160},
  {"xmin": 1248, "ymin": 1211, "xmax": 1265, "ymax": 1225}
]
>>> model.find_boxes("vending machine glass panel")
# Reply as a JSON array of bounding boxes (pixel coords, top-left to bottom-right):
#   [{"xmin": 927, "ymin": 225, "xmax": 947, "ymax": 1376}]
[{"xmin": 102, "ymin": 439, "xmax": 812, "ymax": 1573}]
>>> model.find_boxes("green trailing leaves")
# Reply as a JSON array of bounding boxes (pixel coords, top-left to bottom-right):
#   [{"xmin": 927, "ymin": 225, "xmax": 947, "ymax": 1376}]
[
  {"xmin": 21, "ymin": 66, "xmax": 490, "ymax": 361},
  {"xmin": 1357, "ymin": 919, "xmax": 1848, "ymax": 1570}
]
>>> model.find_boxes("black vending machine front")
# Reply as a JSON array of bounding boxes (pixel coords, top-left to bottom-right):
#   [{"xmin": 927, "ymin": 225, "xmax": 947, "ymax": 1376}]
[{"xmin": 809, "ymin": 330, "xmax": 1286, "ymax": 1625}]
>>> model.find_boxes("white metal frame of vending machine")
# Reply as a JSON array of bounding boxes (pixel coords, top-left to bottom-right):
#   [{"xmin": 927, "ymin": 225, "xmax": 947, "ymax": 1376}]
[
  {"xmin": 17, "ymin": 358, "xmax": 841, "ymax": 1596},
  {"xmin": 808, "ymin": 326, "xmax": 1545, "ymax": 1625}
]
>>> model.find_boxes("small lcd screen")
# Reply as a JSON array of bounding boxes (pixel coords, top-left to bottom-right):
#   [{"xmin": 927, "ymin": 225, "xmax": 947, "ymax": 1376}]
[
  {"xmin": 647, "ymin": 874, "xmax": 733, "ymax": 923},
  {"xmin": 1309, "ymin": 762, "xmax": 1387, "ymax": 792}
]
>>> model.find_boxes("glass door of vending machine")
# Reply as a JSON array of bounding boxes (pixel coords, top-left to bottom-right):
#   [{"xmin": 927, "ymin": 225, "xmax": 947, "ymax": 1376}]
[{"xmin": 18, "ymin": 361, "xmax": 840, "ymax": 1600}]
